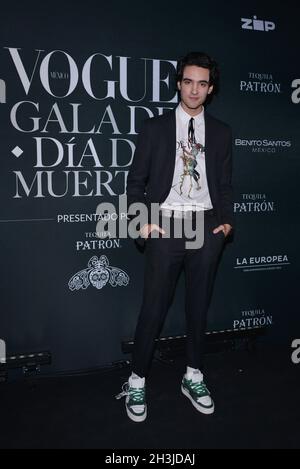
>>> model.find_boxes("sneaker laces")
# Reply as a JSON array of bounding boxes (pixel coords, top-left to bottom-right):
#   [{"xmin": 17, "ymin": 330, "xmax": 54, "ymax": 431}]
[
  {"xmin": 115, "ymin": 382, "xmax": 129, "ymax": 400},
  {"xmin": 188, "ymin": 379, "xmax": 209, "ymax": 396},
  {"xmin": 115, "ymin": 382, "xmax": 145, "ymax": 403}
]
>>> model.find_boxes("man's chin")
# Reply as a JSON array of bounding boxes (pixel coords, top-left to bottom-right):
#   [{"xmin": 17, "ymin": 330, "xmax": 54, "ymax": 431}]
[{"xmin": 186, "ymin": 102, "xmax": 202, "ymax": 110}]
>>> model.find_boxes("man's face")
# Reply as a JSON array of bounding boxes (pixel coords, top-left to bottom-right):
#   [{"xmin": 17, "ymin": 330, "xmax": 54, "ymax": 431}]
[{"xmin": 177, "ymin": 65, "xmax": 213, "ymax": 115}]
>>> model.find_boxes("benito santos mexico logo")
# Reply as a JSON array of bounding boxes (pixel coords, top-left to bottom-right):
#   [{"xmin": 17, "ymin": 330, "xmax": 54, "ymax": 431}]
[{"xmin": 68, "ymin": 255, "xmax": 130, "ymax": 291}]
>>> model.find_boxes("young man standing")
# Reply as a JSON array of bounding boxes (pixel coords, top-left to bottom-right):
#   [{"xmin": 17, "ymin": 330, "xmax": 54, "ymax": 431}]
[{"xmin": 117, "ymin": 52, "xmax": 233, "ymax": 422}]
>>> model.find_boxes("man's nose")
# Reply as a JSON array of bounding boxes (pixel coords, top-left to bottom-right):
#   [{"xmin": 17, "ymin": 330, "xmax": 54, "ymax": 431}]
[{"xmin": 191, "ymin": 83, "xmax": 199, "ymax": 94}]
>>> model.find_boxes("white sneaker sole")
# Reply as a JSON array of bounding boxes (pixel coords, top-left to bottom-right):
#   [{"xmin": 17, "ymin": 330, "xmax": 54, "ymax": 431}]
[
  {"xmin": 126, "ymin": 405, "xmax": 147, "ymax": 423},
  {"xmin": 181, "ymin": 386, "xmax": 215, "ymax": 415}
]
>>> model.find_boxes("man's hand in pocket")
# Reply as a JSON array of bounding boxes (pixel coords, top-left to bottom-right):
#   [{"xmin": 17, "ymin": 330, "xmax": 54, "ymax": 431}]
[{"xmin": 140, "ymin": 224, "xmax": 166, "ymax": 239}]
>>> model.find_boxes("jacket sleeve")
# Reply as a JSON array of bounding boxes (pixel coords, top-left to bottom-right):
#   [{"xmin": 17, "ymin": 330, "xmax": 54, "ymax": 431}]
[
  {"xmin": 126, "ymin": 120, "xmax": 152, "ymax": 209},
  {"xmin": 220, "ymin": 126, "xmax": 234, "ymax": 228},
  {"xmin": 126, "ymin": 120, "xmax": 152, "ymax": 247}
]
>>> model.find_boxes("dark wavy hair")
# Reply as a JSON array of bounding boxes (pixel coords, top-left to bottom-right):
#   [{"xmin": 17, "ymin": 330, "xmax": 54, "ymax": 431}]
[{"xmin": 176, "ymin": 51, "xmax": 220, "ymax": 97}]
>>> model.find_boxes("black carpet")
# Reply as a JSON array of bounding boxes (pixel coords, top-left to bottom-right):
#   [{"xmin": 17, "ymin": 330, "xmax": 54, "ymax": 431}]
[{"xmin": 0, "ymin": 346, "xmax": 299, "ymax": 449}]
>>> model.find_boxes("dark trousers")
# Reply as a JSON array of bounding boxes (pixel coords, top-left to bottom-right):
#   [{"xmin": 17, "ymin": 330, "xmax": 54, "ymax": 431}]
[{"xmin": 132, "ymin": 210, "xmax": 225, "ymax": 378}]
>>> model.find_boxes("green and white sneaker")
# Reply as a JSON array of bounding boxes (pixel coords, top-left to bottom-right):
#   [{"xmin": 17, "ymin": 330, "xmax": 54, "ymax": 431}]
[
  {"xmin": 181, "ymin": 369, "xmax": 214, "ymax": 414},
  {"xmin": 116, "ymin": 373, "xmax": 147, "ymax": 422}
]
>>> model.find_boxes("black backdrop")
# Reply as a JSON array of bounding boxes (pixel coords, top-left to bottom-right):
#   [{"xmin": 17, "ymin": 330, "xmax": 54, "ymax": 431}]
[{"xmin": 1, "ymin": 0, "xmax": 299, "ymax": 372}]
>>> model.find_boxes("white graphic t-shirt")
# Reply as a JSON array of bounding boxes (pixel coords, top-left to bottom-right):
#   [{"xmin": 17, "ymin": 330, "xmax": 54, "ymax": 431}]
[{"xmin": 160, "ymin": 104, "xmax": 213, "ymax": 212}]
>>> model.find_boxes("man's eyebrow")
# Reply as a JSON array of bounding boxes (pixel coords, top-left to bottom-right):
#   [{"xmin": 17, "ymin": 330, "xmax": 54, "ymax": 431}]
[{"xmin": 182, "ymin": 78, "xmax": 209, "ymax": 84}]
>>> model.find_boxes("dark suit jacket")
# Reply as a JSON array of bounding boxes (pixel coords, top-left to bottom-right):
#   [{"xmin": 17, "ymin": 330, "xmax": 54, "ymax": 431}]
[{"xmin": 126, "ymin": 108, "xmax": 234, "ymax": 246}]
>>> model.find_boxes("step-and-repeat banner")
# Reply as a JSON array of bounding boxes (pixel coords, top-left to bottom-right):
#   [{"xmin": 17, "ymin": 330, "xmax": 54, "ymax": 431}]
[{"xmin": 1, "ymin": 1, "xmax": 299, "ymax": 371}]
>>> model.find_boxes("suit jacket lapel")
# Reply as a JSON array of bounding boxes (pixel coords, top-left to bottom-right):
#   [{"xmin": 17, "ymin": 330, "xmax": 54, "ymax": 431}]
[
  {"xmin": 204, "ymin": 111, "xmax": 215, "ymax": 192},
  {"xmin": 164, "ymin": 110, "xmax": 177, "ymax": 194},
  {"xmin": 166, "ymin": 109, "xmax": 176, "ymax": 156}
]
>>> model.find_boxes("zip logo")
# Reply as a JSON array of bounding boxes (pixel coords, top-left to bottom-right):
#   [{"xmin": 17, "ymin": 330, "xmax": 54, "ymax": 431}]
[{"xmin": 241, "ymin": 16, "xmax": 275, "ymax": 32}]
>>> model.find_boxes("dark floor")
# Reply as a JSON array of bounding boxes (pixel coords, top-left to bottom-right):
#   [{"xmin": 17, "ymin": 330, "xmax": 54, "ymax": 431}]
[{"xmin": 0, "ymin": 346, "xmax": 299, "ymax": 449}]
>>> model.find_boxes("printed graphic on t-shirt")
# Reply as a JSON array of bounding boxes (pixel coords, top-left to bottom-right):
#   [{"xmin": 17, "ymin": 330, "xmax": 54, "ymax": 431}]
[{"xmin": 172, "ymin": 139, "xmax": 205, "ymax": 199}]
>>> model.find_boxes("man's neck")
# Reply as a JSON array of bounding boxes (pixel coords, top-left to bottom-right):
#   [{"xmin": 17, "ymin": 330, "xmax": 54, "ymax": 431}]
[{"xmin": 180, "ymin": 102, "xmax": 203, "ymax": 117}]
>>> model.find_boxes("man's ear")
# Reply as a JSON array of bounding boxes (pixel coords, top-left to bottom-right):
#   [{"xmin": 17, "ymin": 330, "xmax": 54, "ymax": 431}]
[
  {"xmin": 208, "ymin": 85, "xmax": 214, "ymax": 95},
  {"xmin": 177, "ymin": 81, "xmax": 181, "ymax": 91}
]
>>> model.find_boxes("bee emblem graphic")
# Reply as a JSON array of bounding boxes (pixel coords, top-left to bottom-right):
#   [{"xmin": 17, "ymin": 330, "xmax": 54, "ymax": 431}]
[{"xmin": 68, "ymin": 255, "xmax": 129, "ymax": 291}]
